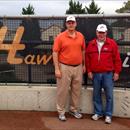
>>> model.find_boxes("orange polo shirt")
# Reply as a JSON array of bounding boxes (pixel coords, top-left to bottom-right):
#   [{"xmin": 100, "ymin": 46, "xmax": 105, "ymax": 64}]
[{"xmin": 53, "ymin": 30, "xmax": 85, "ymax": 65}]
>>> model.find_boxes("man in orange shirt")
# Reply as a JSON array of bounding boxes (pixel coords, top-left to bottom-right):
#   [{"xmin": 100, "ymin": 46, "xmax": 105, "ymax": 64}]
[{"xmin": 53, "ymin": 15, "xmax": 86, "ymax": 121}]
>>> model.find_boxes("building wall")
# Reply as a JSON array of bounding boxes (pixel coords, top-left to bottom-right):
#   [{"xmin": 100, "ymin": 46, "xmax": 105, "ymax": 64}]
[{"xmin": 41, "ymin": 26, "xmax": 62, "ymax": 41}]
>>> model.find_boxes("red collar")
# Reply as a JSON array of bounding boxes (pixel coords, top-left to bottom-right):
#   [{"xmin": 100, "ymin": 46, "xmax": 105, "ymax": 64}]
[{"xmin": 91, "ymin": 38, "xmax": 110, "ymax": 45}]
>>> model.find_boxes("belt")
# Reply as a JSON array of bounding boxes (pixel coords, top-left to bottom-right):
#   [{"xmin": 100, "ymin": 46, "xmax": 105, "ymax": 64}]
[{"xmin": 60, "ymin": 62, "xmax": 80, "ymax": 67}]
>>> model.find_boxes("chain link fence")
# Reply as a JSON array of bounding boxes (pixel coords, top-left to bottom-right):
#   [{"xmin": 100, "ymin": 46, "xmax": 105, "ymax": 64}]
[{"xmin": 0, "ymin": 15, "xmax": 130, "ymax": 88}]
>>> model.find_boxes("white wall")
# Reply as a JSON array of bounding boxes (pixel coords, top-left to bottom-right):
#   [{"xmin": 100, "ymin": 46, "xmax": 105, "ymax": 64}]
[{"xmin": 0, "ymin": 85, "xmax": 129, "ymax": 118}]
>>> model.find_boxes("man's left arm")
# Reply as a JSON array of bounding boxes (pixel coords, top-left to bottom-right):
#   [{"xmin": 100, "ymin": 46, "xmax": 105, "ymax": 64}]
[{"xmin": 113, "ymin": 41, "xmax": 122, "ymax": 81}]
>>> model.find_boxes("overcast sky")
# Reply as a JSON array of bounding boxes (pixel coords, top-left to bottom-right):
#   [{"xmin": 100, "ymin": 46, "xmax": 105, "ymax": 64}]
[{"xmin": 0, "ymin": 0, "xmax": 128, "ymax": 16}]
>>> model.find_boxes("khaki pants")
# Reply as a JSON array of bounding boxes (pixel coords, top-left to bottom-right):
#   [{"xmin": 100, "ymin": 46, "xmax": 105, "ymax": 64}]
[{"xmin": 56, "ymin": 63, "xmax": 82, "ymax": 114}]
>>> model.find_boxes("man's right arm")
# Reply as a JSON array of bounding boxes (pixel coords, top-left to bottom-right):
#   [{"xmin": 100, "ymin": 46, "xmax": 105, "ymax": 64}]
[
  {"xmin": 53, "ymin": 51, "xmax": 61, "ymax": 78},
  {"xmin": 52, "ymin": 34, "xmax": 62, "ymax": 78},
  {"xmin": 85, "ymin": 43, "xmax": 93, "ymax": 80},
  {"xmin": 52, "ymin": 51, "xmax": 62, "ymax": 78},
  {"xmin": 53, "ymin": 51, "xmax": 59, "ymax": 70}
]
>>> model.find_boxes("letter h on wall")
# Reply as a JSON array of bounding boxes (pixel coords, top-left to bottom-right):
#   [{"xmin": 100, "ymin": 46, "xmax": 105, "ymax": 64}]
[{"xmin": 0, "ymin": 26, "xmax": 25, "ymax": 64}]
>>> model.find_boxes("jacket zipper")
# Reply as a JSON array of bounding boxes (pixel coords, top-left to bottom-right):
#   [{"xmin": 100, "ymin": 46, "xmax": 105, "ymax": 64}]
[{"xmin": 97, "ymin": 44, "xmax": 104, "ymax": 62}]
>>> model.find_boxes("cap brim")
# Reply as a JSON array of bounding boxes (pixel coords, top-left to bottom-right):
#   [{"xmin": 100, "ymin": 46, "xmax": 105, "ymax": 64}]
[
  {"xmin": 97, "ymin": 30, "xmax": 107, "ymax": 32},
  {"xmin": 66, "ymin": 20, "xmax": 76, "ymax": 22}
]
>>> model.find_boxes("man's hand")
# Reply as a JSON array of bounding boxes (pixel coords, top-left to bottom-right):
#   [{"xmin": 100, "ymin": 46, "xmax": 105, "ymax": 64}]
[
  {"xmin": 55, "ymin": 69, "xmax": 62, "ymax": 78},
  {"xmin": 113, "ymin": 73, "xmax": 119, "ymax": 81},
  {"xmin": 88, "ymin": 72, "xmax": 93, "ymax": 80}
]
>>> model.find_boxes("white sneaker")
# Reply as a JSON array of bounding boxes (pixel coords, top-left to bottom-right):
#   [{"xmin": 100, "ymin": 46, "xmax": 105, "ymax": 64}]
[
  {"xmin": 105, "ymin": 116, "xmax": 112, "ymax": 124},
  {"xmin": 58, "ymin": 114, "xmax": 67, "ymax": 121},
  {"xmin": 91, "ymin": 114, "xmax": 103, "ymax": 121},
  {"xmin": 69, "ymin": 111, "xmax": 83, "ymax": 119}
]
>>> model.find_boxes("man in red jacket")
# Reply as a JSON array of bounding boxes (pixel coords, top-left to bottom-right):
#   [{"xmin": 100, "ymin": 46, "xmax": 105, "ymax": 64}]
[{"xmin": 86, "ymin": 24, "xmax": 122, "ymax": 124}]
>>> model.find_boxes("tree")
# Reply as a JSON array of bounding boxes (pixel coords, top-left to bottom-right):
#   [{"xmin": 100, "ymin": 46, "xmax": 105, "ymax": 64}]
[
  {"xmin": 116, "ymin": 1, "xmax": 130, "ymax": 13},
  {"xmin": 66, "ymin": 0, "xmax": 86, "ymax": 14},
  {"xmin": 85, "ymin": 0, "xmax": 101, "ymax": 14},
  {"xmin": 22, "ymin": 4, "xmax": 35, "ymax": 15}
]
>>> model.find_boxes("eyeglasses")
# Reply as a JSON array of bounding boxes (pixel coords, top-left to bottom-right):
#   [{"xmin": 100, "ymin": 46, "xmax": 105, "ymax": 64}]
[
  {"xmin": 66, "ymin": 21, "xmax": 75, "ymax": 25},
  {"xmin": 98, "ymin": 31, "xmax": 106, "ymax": 34}
]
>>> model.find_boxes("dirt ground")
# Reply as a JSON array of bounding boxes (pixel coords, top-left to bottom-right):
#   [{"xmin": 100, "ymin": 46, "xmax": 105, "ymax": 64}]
[{"xmin": 0, "ymin": 111, "xmax": 129, "ymax": 130}]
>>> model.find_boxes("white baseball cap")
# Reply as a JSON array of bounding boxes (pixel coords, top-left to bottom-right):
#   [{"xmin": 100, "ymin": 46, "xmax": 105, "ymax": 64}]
[
  {"xmin": 96, "ymin": 24, "xmax": 107, "ymax": 32},
  {"xmin": 66, "ymin": 15, "xmax": 76, "ymax": 22}
]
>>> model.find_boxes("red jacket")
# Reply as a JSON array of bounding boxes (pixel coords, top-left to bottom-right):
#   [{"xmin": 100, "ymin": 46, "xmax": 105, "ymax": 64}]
[{"xmin": 85, "ymin": 37, "xmax": 122, "ymax": 74}]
